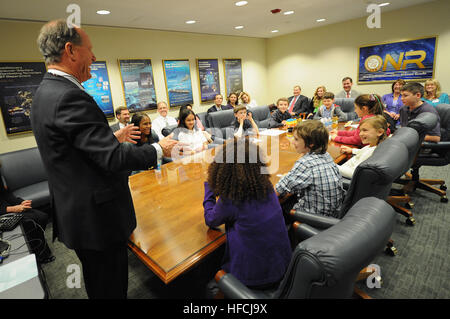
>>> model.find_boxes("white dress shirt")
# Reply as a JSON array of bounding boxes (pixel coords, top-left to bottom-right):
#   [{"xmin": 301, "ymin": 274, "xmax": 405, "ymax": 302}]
[{"xmin": 152, "ymin": 115, "xmax": 178, "ymax": 140}]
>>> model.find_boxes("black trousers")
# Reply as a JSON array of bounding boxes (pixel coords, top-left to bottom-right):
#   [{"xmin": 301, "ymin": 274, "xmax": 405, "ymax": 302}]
[
  {"xmin": 74, "ymin": 242, "xmax": 128, "ymax": 299},
  {"xmin": 21, "ymin": 209, "xmax": 52, "ymax": 261}
]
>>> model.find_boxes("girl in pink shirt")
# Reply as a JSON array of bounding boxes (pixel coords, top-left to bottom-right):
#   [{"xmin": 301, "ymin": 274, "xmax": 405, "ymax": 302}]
[{"xmin": 331, "ymin": 94, "xmax": 387, "ymax": 146}]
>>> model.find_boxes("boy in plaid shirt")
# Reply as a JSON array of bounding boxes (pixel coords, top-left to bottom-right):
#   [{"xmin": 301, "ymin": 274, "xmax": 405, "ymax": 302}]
[{"xmin": 276, "ymin": 120, "xmax": 344, "ymax": 217}]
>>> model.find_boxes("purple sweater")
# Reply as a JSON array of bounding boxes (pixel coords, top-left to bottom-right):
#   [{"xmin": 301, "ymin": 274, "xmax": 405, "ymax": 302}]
[{"xmin": 203, "ymin": 182, "xmax": 291, "ymax": 287}]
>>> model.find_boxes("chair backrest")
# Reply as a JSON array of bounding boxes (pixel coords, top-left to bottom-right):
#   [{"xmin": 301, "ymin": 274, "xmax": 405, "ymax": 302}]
[
  {"xmin": 436, "ymin": 103, "xmax": 450, "ymax": 141},
  {"xmin": 207, "ymin": 109, "xmax": 235, "ymax": 129},
  {"xmin": 407, "ymin": 111, "xmax": 439, "ymax": 141},
  {"xmin": 390, "ymin": 127, "xmax": 420, "ymax": 171},
  {"xmin": 197, "ymin": 112, "xmax": 208, "ymax": 129},
  {"xmin": 249, "ymin": 105, "xmax": 270, "ymax": 128},
  {"xmin": 275, "ymin": 197, "xmax": 396, "ymax": 299},
  {"xmin": 339, "ymin": 138, "xmax": 409, "ymax": 217},
  {"xmin": 0, "ymin": 147, "xmax": 48, "ymax": 191},
  {"xmin": 161, "ymin": 124, "xmax": 178, "ymax": 137},
  {"xmin": 334, "ymin": 98, "xmax": 357, "ymax": 120}
]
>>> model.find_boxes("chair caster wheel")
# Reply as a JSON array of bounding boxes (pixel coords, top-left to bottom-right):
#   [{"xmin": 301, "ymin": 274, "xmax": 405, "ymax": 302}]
[
  {"xmin": 441, "ymin": 196, "xmax": 448, "ymax": 203},
  {"xmin": 385, "ymin": 246, "xmax": 398, "ymax": 256},
  {"xmin": 440, "ymin": 185, "xmax": 447, "ymax": 191},
  {"xmin": 405, "ymin": 202, "xmax": 414, "ymax": 209},
  {"xmin": 406, "ymin": 217, "xmax": 416, "ymax": 226}
]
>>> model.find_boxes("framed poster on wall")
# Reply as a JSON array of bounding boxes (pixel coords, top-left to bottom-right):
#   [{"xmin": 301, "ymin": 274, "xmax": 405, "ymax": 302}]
[
  {"xmin": 196, "ymin": 59, "xmax": 220, "ymax": 103},
  {"xmin": 0, "ymin": 61, "xmax": 46, "ymax": 135},
  {"xmin": 358, "ymin": 36, "xmax": 437, "ymax": 84},
  {"xmin": 162, "ymin": 59, "xmax": 193, "ymax": 107},
  {"xmin": 223, "ymin": 58, "xmax": 243, "ymax": 97},
  {"xmin": 81, "ymin": 61, "xmax": 114, "ymax": 117},
  {"xmin": 118, "ymin": 59, "xmax": 157, "ymax": 112}
]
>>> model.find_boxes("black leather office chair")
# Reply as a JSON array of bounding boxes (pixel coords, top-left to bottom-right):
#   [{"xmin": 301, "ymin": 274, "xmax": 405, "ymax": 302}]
[
  {"xmin": 215, "ymin": 197, "xmax": 396, "ymax": 299},
  {"xmin": 404, "ymin": 104, "xmax": 450, "ymax": 202},
  {"xmin": 290, "ymin": 137, "xmax": 409, "ymax": 255},
  {"xmin": 387, "ymin": 112, "xmax": 439, "ymax": 224},
  {"xmin": 248, "ymin": 106, "xmax": 270, "ymax": 128},
  {"xmin": 334, "ymin": 98, "xmax": 357, "ymax": 120}
]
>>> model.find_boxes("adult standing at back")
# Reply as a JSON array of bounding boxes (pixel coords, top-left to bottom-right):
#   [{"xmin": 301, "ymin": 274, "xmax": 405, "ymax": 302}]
[
  {"xmin": 336, "ymin": 77, "xmax": 360, "ymax": 98},
  {"xmin": 287, "ymin": 85, "xmax": 310, "ymax": 117},
  {"xmin": 110, "ymin": 106, "xmax": 130, "ymax": 132},
  {"xmin": 31, "ymin": 19, "xmax": 178, "ymax": 299},
  {"xmin": 152, "ymin": 101, "xmax": 178, "ymax": 140}
]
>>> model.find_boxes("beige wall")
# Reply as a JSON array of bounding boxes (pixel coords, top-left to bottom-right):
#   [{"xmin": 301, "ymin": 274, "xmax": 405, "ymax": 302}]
[
  {"xmin": 0, "ymin": 20, "xmax": 267, "ymax": 153},
  {"xmin": 266, "ymin": 0, "xmax": 450, "ymax": 102}
]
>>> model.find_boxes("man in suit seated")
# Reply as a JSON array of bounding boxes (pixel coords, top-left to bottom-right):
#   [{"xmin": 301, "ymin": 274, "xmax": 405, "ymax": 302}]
[
  {"xmin": 336, "ymin": 76, "xmax": 360, "ymax": 98},
  {"xmin": 207, "ymin": 94, "xmax": 233, "ymax": 114},
  {"xmin": 288, "ymin": 85, "xmax": 310, "ymax": 117},
  {"xmin": 110, "ymin": 106, "xmax": 130, "ymax": 132}
]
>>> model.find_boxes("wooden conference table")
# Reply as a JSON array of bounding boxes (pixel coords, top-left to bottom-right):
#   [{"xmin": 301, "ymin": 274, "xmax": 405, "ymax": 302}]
[{"xmin": 128, "ymin": 126, "xmax": 352, "ymax": 284}]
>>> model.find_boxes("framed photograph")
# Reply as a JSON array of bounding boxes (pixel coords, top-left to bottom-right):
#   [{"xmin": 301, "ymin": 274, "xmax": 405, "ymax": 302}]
[
  {"xmin": 162, "ymin": 59, "xmax": 194, "ymax": 107},
  {"xmin": 223, "ymin": 58, "xmax": 243, "ymax": 97},
  {"xmin": 358, "ymin": 36, "xmax": 437, "ymax": 84},
  {"xmin": 81, "ymin": 61, "xmax": 114, "ymax": 117},
  {"xmin": 118, "ymin": 59, "xmax": 157, "ymax": 112},
  {"xmin": 196, "ymin": 59, "xmax": 220, "ymax": 103},
  {"xmin": 0, "ymin": 61, "xmax": 46, "ymax": 135}
]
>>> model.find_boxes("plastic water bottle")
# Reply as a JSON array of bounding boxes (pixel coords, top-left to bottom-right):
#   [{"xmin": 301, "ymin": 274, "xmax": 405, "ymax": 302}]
[{"xmin": 156, "ymin": 157, "xmax": 162, "ymax": 172}]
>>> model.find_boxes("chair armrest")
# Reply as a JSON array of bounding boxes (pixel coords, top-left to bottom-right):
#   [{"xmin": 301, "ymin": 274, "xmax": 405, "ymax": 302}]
[
  {"xmin": 422, "ymin": 141, "xmax": 450, "ymax": 151},
  {"xmin": 289, "ymin": 210, "xmax": 340, "ymax": 229},
  {"xmin": 292, "ymin": 222, "xmax": 320, "ymax": 241},
  {"xmin": 214, "ymin": 270, "xmax": 261, "ymax": 299}
]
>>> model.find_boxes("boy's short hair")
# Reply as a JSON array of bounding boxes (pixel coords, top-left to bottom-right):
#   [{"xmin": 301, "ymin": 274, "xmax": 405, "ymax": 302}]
[
  {"xmin": 276, "ymin": 97, "xmax": 289, "ymax": 105},
  {"xmin": 323, "ymin": 92, "xmax": 335, "ymax": 100},
  {"xmin": 234, "ymin": 105, "xmax": 247, "ymax": 114},
  {"xmin": 293, "ymin": 120, "xmax": 329, "ymax": 154},
  {"xmin": 401, "ymin": 82, "xmax": 424, "ymax": 97}
]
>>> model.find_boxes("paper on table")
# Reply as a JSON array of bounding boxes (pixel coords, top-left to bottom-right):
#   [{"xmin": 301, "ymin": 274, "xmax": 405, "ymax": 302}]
[
  {"xmin": 0, "ymin": 254, "xmax": 38, "ymax": 293},
  {"xmin": 258, "ymin": 129, "xmax": 286, "ymax": 136}
]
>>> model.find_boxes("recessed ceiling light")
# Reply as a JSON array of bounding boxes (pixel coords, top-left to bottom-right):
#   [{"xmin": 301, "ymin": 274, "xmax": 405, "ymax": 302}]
[
  {"xmin": 235, "ymin": 26, "xmax": 244, "ymax": 29},
  {"xmin": 316, "ymin": 18, "xmax": 326, "ymax": 22},
  {"xmin": 186, "ymin": 20, "xmax": 196, "ymax": 24},
  {"xmin": 235, "ymin": 1, "xmax": 248, "ymax": 7},
  {"xmin": 271, "ymin": 30, "xmax": 279, "ymax": 33},
  {"xmin": 378, "ymin": 2, "xmax": 390, "ymax": 6},
  {"xmin": 284, "ymin": 11, "xmax": 294, "ymax": 15},
  {"xmin": 96, "ymin": 10, "xmax": 110, "ymax": 15}
]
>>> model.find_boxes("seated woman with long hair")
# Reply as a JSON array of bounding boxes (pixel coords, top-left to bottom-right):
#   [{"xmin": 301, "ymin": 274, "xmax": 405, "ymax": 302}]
[
  {"xmin": 130, "ymin": 112, "xmax": 158, "ymax": 145},
  {"xmin": 203, "ymin": 138, "xmax": 292, "ymax": 289},
  {"xmin": 176, "ymin": 108, "xmax": 212, "ymax": 155}
]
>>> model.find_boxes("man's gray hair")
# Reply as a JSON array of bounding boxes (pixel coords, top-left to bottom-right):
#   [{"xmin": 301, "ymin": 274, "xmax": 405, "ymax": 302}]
[{"xmin": 37, "ymin": 19, "xmax": 82, "ymax": 65}]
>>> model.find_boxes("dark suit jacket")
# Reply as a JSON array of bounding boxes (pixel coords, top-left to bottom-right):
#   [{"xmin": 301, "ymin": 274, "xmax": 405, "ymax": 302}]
[
  {"xmin": 288, "ymin": 95, "xmax": 311, "ymax": 116},
  {"xmin": 207, "ymin": 104, "xmax": 233, "ymax": 114},
  {"xmin": 31, "ymin": 73, "xmax": 158, "ymax": 251}
]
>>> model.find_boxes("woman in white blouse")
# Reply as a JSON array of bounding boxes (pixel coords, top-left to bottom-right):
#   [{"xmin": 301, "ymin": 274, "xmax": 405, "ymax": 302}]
[
  {"xmin": 239, "ymin": 91, "xmax": 258, "ymax": 108},
  {"xmin": 176, "ymin": 109, "xmax": 211, "ymax": 155}
]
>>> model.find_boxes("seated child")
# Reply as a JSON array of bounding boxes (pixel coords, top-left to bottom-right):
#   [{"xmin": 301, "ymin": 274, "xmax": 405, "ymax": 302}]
[
  {"xmin": 203, "ymin": 138, "xmax": 292, "ymax": 288},
  {"xmin": 176, "ymin": 109, "xmax": 211, "ymax": 154},
  {"xmin": 339, "ymin": 115, "xmax": 388, "ymax": 179},
  {"xmin": 231, "ymin": 105, "xmax": 259, "ymax": 138},
  {"xmin": 269, "ymin": 98, "xmax": 292, "ymax": 128},
  {"xmin": 313, "ymin": 92, "xmax": 346, "ymax": 122},
  {"xmin": 330, "ymin": 94, "xmax": 389, "ymax": 146},
  {"xmin": 275, "ymin": 120, "xmax": 344, "ymax": 217}
]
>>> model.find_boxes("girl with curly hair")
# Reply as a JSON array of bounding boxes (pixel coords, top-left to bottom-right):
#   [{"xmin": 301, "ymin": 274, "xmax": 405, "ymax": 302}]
[{"xmin": 203, "ymin": 138, "xmax": 291, "ymax": 289}]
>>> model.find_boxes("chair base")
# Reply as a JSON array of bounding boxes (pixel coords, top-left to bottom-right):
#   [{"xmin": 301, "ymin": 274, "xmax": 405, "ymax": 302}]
[
  {"xmin": 388, "ymin": 195, "xmax": 416, "ymax": 226},
  {"xmin": 398, "ymin": 173, "xmax": 448, "ymax": 203}
]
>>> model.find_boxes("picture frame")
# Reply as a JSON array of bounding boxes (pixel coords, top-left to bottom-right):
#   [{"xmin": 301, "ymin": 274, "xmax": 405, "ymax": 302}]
[
  {"xmin": 223, "ymin": 58, "xmax": 243, "ymax": 97},
  {"xmin": 196, "ymin": 58, "xmax": 220, "ymax": 103},
  {"xmin": 81, "ymin": 61, "xmax": 114, "ymax": 117},
  {"xmin": 162, "ymin": 59, "xmax": 194, "ymax": 107}
]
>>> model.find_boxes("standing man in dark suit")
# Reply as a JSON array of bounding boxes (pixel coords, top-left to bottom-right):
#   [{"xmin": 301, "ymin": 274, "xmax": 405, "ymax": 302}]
[
  {"xmin": 288, "ymin": 85, "xmax": 310, "ymax": 116},
  {"xmin": 110, "ymin": 106, "xmax": 130, "ymax": 132},
  {"xmin": 31, "ymin": 20, "xmax": 178, "ymax": 299}
]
